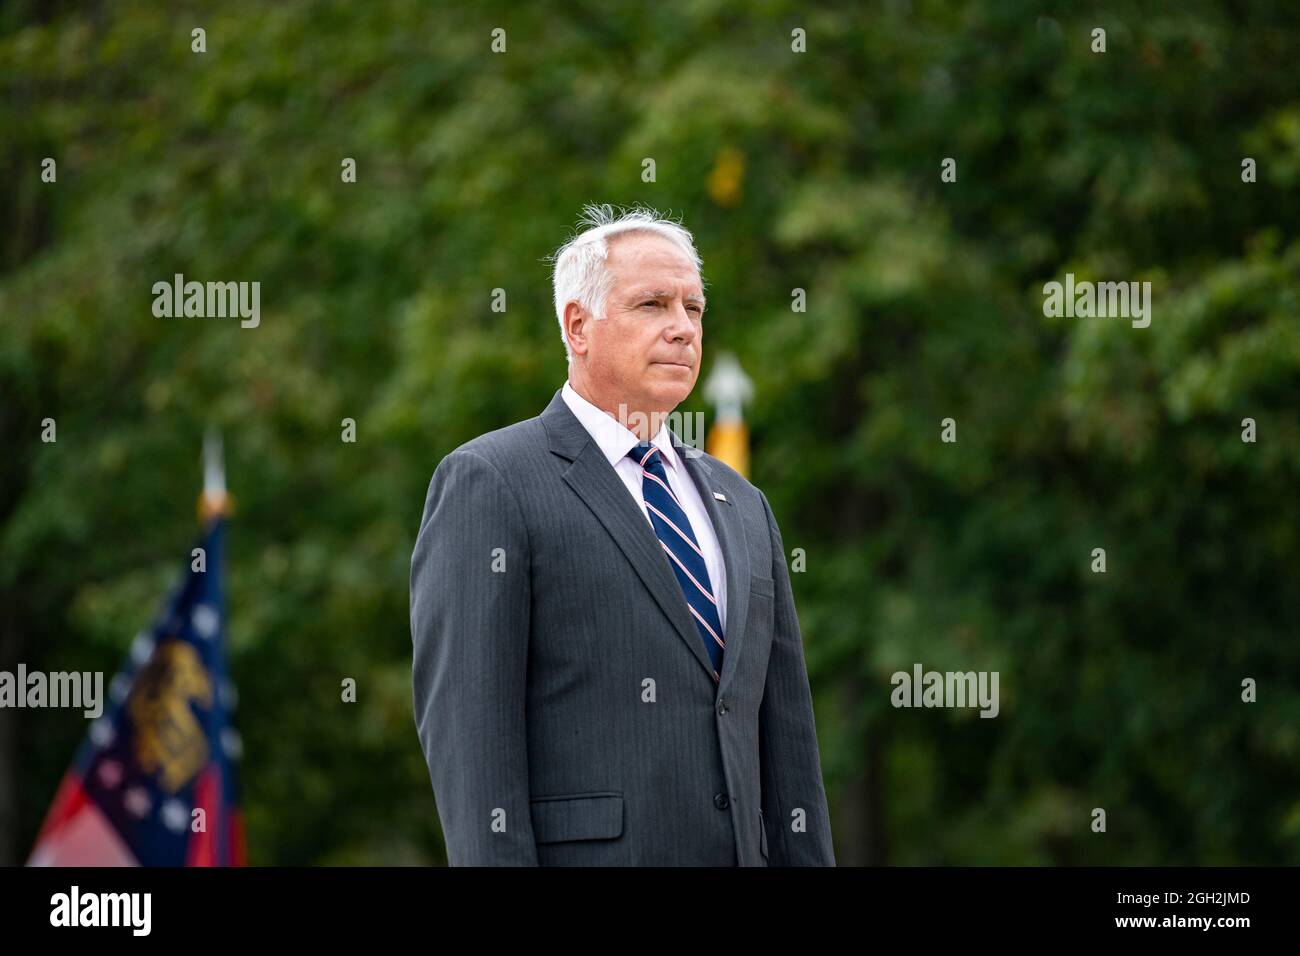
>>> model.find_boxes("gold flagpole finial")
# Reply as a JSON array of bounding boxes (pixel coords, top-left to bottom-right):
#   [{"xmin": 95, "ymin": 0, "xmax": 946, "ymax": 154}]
[
  {"xmin": 198, "ymin": 427, "xmax": 232, "ymax": 521},
  {"xmin": 703, "ymin": 353, "xmax": 755, "ymax": 478}
]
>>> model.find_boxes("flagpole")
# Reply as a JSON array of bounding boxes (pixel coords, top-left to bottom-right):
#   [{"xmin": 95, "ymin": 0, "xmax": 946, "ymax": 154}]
[
  {"xmin": 703, "ymin": 353, "xmax": 754, "ymax": 478},
  {"xmin": 198, "ymin": 427, "xmax": 232, "ymax": 522}
]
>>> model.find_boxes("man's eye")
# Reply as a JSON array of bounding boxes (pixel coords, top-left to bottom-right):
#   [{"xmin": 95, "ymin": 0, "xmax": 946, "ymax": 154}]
[{"xmin": 641, "ymin": 301, "xmax": 660, "ymax": 308}]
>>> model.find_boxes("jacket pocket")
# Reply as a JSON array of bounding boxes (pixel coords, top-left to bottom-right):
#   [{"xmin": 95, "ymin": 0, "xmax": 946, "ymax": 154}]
[
  {"xmin": 758, "ymin": 807, "xmax": 769, "ymax": 861},
  {"xmin": 529, "ymin": 791, "xmax": 624, "ymax": 844},
  {"xmin": 750, "ymin": 574, "xmax": 775, "ymax": 598}
]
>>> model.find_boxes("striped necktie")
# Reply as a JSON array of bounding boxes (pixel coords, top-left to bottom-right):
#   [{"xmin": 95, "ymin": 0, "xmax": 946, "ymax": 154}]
[{"xmin": 628, "ymin": 441, "xmax": 725, "ymax": 682}]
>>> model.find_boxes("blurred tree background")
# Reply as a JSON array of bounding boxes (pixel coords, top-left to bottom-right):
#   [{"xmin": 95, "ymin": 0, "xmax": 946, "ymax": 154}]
[{"xmin": 2, "ymin": 0, "xmax": 1298, "ymax": 865}]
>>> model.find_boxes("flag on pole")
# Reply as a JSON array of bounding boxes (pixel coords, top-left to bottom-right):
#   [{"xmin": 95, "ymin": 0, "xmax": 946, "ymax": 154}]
[{"xmin": 28, "ymin": 432, "xmax": 246, "ymax": 866}]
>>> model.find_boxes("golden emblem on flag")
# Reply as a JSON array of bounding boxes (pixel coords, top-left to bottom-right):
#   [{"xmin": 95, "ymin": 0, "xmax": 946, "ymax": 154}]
[{"xmin": 129, "ymin": 642, "xmax": 213, "ymax": 793}]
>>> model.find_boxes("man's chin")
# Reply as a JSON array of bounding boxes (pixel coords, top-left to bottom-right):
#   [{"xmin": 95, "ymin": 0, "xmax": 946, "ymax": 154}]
[{"xmin": 646, "ymin": 381, "xmax": 694, "ymax": 411}]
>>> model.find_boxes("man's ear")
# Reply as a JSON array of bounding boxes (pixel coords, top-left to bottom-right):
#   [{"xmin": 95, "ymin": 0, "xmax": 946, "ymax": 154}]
[{"xmin": 564, "ymin": 301, "xmax": 590, "ymax": 358}]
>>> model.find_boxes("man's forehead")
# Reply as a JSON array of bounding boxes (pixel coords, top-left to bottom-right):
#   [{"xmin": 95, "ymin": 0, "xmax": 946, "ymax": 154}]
[
  {"xmin": 604, "ymin": 234, "xmax": 702, "ymax": 296},
  {"xmin": 608, "ymin": 257, "xmax": 703, "ymax": 294},
  {"xmin": 608, "ymin": 235, "xmax": 696, "ymax": 269}
]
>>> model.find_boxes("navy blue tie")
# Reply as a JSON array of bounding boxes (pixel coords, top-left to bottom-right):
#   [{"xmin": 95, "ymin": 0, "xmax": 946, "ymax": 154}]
[{"xmin": 628, "ymin": 441, "xmax": 725, "ymax": 682}]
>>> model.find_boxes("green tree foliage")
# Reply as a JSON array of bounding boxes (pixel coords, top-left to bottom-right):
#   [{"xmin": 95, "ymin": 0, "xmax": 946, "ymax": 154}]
[{"xmin": 2, "ymin": 0, "xmax": 1297, "ymax": 864}]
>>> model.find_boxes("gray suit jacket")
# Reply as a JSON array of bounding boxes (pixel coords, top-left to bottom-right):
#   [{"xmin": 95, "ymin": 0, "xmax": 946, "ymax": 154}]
[{"xmin": 410, "ymin": 387, "xmax": 835, "ymax": 866}]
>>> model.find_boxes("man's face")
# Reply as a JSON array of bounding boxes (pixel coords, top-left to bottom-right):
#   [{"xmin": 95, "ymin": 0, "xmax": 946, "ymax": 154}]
[{"xmin": 570, "ymin": 232, "xmax": 705, "ymax": 416}]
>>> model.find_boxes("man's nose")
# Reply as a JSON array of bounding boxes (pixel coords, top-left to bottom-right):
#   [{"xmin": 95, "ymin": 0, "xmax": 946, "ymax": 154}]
[{"xmin": 665, "ymin": 302, "xmax": 698, "ymax": 342}]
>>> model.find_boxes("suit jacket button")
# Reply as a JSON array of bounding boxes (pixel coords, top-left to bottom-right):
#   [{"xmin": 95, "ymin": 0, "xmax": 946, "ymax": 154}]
[
  {"xmin": 716, "ymin": 697, "xmax": 728, "ymax": 715},
  {"xmin": 714, "ymin": 792, "xmax": 730, "ymax": 810}
]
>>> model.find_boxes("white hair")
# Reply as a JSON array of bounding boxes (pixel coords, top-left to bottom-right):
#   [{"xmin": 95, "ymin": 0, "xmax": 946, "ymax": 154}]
[{"xmin": 548, "ymin": 203, "xmax": 703, "ymax": 363}]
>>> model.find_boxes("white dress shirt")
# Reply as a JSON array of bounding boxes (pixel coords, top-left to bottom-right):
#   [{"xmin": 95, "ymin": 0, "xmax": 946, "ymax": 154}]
[{"xmin": 561, "ymin": 380, "xmax": 728, "ymax": 632}]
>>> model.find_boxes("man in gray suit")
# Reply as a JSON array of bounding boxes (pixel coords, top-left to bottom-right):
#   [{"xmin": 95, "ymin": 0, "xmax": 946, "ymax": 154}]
[{"xmin": 411, "ymin": 204, "xmax": 835, "ymax": 866}]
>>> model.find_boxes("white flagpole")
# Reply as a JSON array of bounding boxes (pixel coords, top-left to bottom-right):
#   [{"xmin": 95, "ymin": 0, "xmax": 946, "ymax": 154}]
[{"xmin": 199, "ymin": 427, "xmax": 231, "ymax": 520}]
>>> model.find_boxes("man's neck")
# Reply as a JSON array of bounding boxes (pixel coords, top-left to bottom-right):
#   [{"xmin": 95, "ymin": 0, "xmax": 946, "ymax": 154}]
[{"xmin": 568, "ymin": 377, "xmax": 668, "ymax": 441}]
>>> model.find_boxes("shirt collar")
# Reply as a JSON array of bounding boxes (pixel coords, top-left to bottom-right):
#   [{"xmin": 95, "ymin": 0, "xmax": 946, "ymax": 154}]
[{"xmin": 561, "ymin": 380, "xmax": 679, "ymax": 472}]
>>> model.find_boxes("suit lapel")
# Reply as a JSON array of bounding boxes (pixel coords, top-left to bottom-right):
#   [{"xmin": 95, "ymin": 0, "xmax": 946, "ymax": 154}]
[
  {"xmin": 542, "ymin": 389, "xmax": 756, "ymax": 692},
  {"xmin": 543, "ymin": 390, "xmax": 717, "ymax": 682},
  {"xmin": 672, "ymin": 430, "xmax": 752, "ymax": 694}
]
